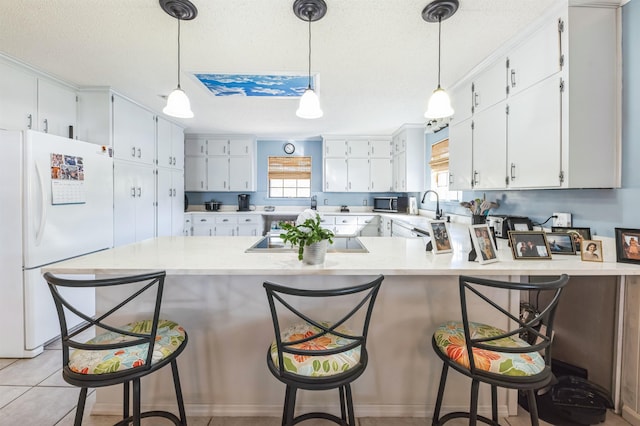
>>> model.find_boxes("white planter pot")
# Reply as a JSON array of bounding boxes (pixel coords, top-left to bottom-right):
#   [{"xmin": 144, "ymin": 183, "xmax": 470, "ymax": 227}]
[{"xmin": 302, "ymin": 240, "xmax": 328, "ymax": 265}]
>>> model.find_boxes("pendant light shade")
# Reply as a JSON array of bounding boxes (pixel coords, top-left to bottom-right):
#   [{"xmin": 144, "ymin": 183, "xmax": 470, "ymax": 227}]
[
  {"xmin": 160, "ymin": 0, "xmax": 197, "ymax": 119},
  {"xmin": 422, "ymin": 0, "xmax": 458, "ymax": 120},
  {"xmin": 293, "ymin": 0, "xmax": 327, "ymax": 120}
]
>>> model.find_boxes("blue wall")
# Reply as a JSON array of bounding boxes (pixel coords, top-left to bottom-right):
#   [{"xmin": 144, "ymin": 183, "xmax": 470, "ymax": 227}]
[
  {"xmin": 423, "ymin": 2, "xmax": 640, "ymax": 238},
  {"xmin": 188, "ymin": 2, "xmax": 639, "ymax": 237}
]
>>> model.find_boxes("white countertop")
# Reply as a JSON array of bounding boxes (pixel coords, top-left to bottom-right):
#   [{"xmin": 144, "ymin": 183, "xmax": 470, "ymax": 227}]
[{"xmin": 44, "ymin": 231, "xmax": 640, "ymax": 277}]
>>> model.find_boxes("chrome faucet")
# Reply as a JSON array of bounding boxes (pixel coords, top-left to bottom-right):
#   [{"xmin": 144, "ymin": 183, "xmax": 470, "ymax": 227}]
[
  {"xmin": 421, "ymin": 190, "xmax": 442, "ymax": 219},
  {"xmin": 310, "ymin": 195, "xmax": 317, "ymax": 210}
]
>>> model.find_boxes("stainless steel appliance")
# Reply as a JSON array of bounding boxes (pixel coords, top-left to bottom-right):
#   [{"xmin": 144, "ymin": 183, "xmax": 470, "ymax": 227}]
[
  {"xmin": 373, "ymin": 196, "xmax": 409, "ymax": 213},
  {"xmin": 238, "ymin": 193, "xmax": 251, "ymax": 211},
  {"xmin": 246, "ymin": 235, "xmax": 368, "ymax": 253}
]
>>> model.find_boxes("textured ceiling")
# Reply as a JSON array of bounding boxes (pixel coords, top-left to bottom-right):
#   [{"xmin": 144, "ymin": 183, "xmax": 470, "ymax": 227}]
[{"xmin": 0, "ymin": 0, "xmax": 620, "ymax": 138}]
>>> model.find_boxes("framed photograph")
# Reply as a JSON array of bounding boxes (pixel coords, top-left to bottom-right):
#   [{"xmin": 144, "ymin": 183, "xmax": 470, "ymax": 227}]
[
  {"xmin": 581, "ymin": 240, "xmax": 603, "ymax": 263},
  {"xmin": 551, "ymin": 226, "xmax": 591, "ymax": 252},
  {"xmin": 615, "ymin": 228, "xmax": 640, "ymax": 264},
  {"xmin": 508, "ymin": 230, "xmax": 552, "ymax": 260},
  {"xmin": 507, "ymin": 217, "xmax": 533, "ymax": 232},
  {"xmin": 470, "ymin": 224, "xmax": 498, "ymax": 264},
  {"xmin": 545, "ymin": 232, "xmax": 576, "ymax": 255},
  {"xmin": 428, "ymin": 220, "xmax": 452, "ymax": 254}
]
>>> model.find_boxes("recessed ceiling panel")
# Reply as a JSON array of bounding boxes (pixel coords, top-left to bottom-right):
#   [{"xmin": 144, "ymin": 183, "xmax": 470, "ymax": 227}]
[{"xmin": 194, "ymin": 73, "xmax": 316, "ymax": 97}]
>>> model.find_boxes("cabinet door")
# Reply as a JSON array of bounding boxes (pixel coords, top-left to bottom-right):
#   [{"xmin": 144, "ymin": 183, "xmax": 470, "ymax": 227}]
[
  {"xmin": 156, "ymin": 117, "xmax": 174, "ymax": 168},
  {"xmin": 184, "ymin": 156, "xmax": 207, "ymax": 191},
  {"xmin": 171, "ymin": 124, "xmax": 184, "ymax": 170},
  {"xmin": 207, "ymin": 138, "xmax": 229, "ymax": 155},
  {"xmin": 185, "ymin": 138, "xmax": 207, "ymax": 156},
  {"xmin": 37, "ymin": 79, "xmax": 77, "ymax": 138},
  {"xmin": 507, "ymin": 76, "xmax": 562, "ymax": 188},
  {"xmin": 229, "ymin": 138, "xmax": 253, "ymax": 156},
  {"xmin": 370, "ymin": 158, "xmax": 393, "ymax": 192},
  {"xmin": 171, "ymin": 171, "xmax": 185, "ymax": 234},
  {"xmin": 324, "ymin": 139, "xmax": 347, "ymax": 157},
  {"xmin": 0, "ymin": 61, "xmax": 37, "ymax": 131},
  {"xmin": 324, "ymin": 158, "xmax": 348, "ymax": 191},
  {"xmin": 347, "ymin": 158, "xmax": 370, "ymax": 192},
  {"xmin": 449, "ymin": 81, "xmax": 473, "ymax": 125},
  {"xmin": 508, "ymin": 16, "xmax": 562, "ymax": 97},
  {"xmin": 448, "ymin": 119, "xmax": 473, "ymax": 190},
  {"xmin": 112, "ymin": 95, "xmax": 155, "ymax": 164},
  {"xmin": 113, "ymin": 162, "xmax": 156, "ymax": 246},
  {"xmin": 393, "ymin": 152, "xmax": 407, "ymax": 191},
  {"xmin": 214, "ymin": 224, "xmax": 236, "ymax": 236},
  {"xmin": 472, "ymin": 102, "xmax": 507, "ymax": 190},
  {"xmin": 192, "ymin": 216, "xmax": 214, "ymax": 236},
  {"xmin": 207, "ymin": 156, "xmax": 229, "ymax": 191},
  {"xmin": 135, "ymin": 166, "xmax": 156, "ymax": 242},
  {"xmin": 157, "ymin": 168, "xmax": 184, "ymax": 237},
  {"xmin": 347, "ymin": 140, "xmax": 369, "ymax": 157},
  {"xmin": 370, "ymin": 139, "xmax": 392, "ymax": 158},
  {"xmin": 473, "ymin": 58, "xmax": 507, "ymax": 114},
  {"xmin": 229, "ymin": 156, "xmax": 253, "ymax": 191}
]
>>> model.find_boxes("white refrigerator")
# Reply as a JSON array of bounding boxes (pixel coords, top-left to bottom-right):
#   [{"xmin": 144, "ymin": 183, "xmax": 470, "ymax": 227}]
[{"xmin": 0, "ymin": 130, "xmax": 113, "ymax": 358}]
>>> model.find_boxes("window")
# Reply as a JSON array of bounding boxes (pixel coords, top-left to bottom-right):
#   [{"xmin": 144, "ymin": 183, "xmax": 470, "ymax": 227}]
[
  {"xmin": 429, "ymin": 138, "xmax": 461, "ymax": 201},
  {"xmin": 268, "ymin": 156, "xmax": 311, "ymax": 198}
]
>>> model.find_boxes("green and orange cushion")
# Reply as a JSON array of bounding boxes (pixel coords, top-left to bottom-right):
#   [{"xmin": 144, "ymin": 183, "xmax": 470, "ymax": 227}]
[
  {"xmin": 433, "ymin": 321, "xmax": 545, "ymax": 376},
  {"xmin": 270, "ymin": 321, "xmax": 361, "ymax": 377},
  {"xmin": 68, "ymin": 319, "xmax": 186, "ymax": 375}
]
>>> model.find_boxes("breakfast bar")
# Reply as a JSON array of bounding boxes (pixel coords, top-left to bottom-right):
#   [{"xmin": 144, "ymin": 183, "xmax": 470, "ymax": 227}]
[{"xmin": 43, "ymin": 232, "xmax": 640, "ymax": 420}]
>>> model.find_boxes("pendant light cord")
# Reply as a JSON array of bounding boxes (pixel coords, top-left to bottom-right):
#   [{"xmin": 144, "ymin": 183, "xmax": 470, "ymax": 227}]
[
  {"xmin": 177, "ymin": 18, "xmax": 182, "ymax": 89},
  {"xmin": 437, "ymin": 16, "xmax": 442, "ymax": 89},
  {"xmin": 307, "ymin": 13, "xmax": 312, "ymax": 90}
]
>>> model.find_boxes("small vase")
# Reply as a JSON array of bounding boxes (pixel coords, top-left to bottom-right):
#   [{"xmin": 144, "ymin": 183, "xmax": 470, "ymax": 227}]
[
  {"xmin": 472, "ymin": 215, "xmax": 487, "ymax": 225},
  {"xmin": 302, "ymin": 240, "xmax": 328, "ymax": 265}
]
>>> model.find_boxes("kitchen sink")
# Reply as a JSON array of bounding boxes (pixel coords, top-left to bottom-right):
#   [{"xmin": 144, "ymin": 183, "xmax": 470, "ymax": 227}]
[{"xmin": 245, "ymin": 235, "xmax": 368, "ymax": 253}]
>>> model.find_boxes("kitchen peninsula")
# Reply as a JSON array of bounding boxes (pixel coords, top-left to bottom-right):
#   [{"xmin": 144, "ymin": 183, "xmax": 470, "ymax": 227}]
[{"xmin": 43, "ymin": 230, "xmax": 640, "ymax": 420}]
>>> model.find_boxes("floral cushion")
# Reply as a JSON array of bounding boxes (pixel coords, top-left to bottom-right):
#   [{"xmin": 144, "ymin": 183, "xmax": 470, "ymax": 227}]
[
  {"xmin": 68, "ymin": 319, "xmax": 186, "ymax": 375},
  {"xmin": 270, "ymin": 321, "xmax": 361, "ymax": 377},
  {"xmin": 433, "ymin": 321, "xmax": 545, "ymax": 376}
]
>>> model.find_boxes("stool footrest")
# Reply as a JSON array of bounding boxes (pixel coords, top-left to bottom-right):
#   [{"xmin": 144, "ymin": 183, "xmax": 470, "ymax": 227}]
[
  {"xmin": 113, "ymin": 410, "xmax": 183, "ymax": 426},
  {"xmin": 293, "ymin": 411, "xmax": 351, "ymax": 425},
  {"xmin": 435, "ymin": 411, "xmax": 500, "ymax": 426}
]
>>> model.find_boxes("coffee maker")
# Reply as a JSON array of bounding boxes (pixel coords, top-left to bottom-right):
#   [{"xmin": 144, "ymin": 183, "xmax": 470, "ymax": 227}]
[{"xmin": 237, "ymin": 194, "xmax": 251, "ymax": 211}]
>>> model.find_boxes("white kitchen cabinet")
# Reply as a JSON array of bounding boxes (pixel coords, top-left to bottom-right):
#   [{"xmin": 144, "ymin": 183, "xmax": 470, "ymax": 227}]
[
  {"xmin": 507, "ymin": 76, "xmax": 562, "ymax": 188},
  {"xmin": 369, "ymin": 139, "xmax": 392, "ymax": 158},
  {"xmin": 379, "ymin": 216, "xmax": 392, "ymax": 237},
  {"xmin": 157, "ymin": 168, "xmax": 185, "ymax": 237},
  {"xmin": 237, "ymin": 214, "xmax": 263, "ymax": 236},
  {"xmin": 348, "ymin": 158, "xmax": 370, "ymax": 192},
  {"xmin": 324, "ymin": 139, "xmax": 347, "ymax": 157},
  {"xmin": 472, "ymin": 102, "xmax": 507, "ymax": 190},
  {"xmin": 157, "ymin": 117, "xmax": 184, "ymax": 170},
  {"xmin": 332, "ymin": 215, "xmax": 358, "ymax": 236},
  {"xmin": 392, "ymin": 125, "xmax": 425, "ymax": 192},
  {"xmin": 358, "ymin": 215, "xmax": 380, "ymax": 237},
  {"xmin": 324, "ymin": 158, "xmax": 348, "ymax": 192},
  {"xmin": 112, "ymin": 95, "xmax": 155, "ymax": 165},
  {"xmin": 0, "ymin": 59, "xmax": 76, "ymax": 138},
  {"xmin": 192, "ymin": 215, "xmax": 215, "ymax": 236},
  {"xmin": 448, "ymin": 118, "xmax": 473, "ymax": 191},
  {"xmin": 370, "ymin": 158, "xmax": 393, "ymax": 192},
  {"xmin": 183, "ymin": 214, "xmax": 192, "ymax": 236},
  {"xmin": 214, "ymin": 215, "xmax": 237, "ymax": 236},
  {"xmin": 449, "ymin": 80, "xmax": 473, "ymax": 126},
  {"xmin": 113, "ymin": 161, "xmax": 156, "ymax": 246},
  {"xmin": 184, "ymin": 136, "xmax": 256, "ymax": 192},
  {"xmin": 472, "ymin": 58, "xmax": 508, "ymax": 115}
]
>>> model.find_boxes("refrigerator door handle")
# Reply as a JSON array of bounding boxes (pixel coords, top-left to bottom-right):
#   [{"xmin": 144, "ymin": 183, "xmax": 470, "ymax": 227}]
[{"xmin": 34, "ymin": 162, "xmax": 47, "ymax": 246}]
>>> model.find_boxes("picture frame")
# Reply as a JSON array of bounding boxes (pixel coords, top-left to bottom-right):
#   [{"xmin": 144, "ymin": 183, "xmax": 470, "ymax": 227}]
[
  {"xmin": 469, "ymin": 224, "xmax": 499, "ymax": 264},
  {"xmin": 581, "ymin": 240, "xmax": 603, "ymax": 263},
  {"xmin": 545, "ymin": 232, "xmax": 576, "ymax": 255},
  {"xmin": 508, "ymin": 230, "xmax": 552, "ymax": 260},
  {"xmin": 551, "ymin": 226, "xmax": 591, "ymax": 252},
  {"xmin": 615, "ymin": 228, "xmax": 640, "ymax": 264},
  {"xmin": 507, "ymin": 217, "xmax": 533, "ymax": 232},
  {"xmin": 428, "ymin": 220, "xmax": 453, "ymax": 254}
]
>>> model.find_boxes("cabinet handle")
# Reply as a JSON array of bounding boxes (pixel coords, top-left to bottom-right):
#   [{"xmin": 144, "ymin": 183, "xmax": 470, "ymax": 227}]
[
  {"xmin": 131, "ymin": 147, "xmax": 136, "ymax": 157},
  {"xmin": 200, "ymin": 145, "xmax": 204, "ymax": 154},
  {"xmin": 169, "ymin": 188, "xmax": 173, "ymax": 196},
  {"xmin": 473, "ymin": 171, "xmax": 479, "ymax": 186},
  {"xmin": 169, "ymin": 156, "xmax": 173, "ymax": 165},
  {"xmin": 245, "ymin": 218, "xmax": 251, "ymax": 222},
  {"xmin": 43, "ymin": 118, "xmax": 48, "ymax": 133},
  {"xmin": 449, "ymin": 174, "xmax": 454, "ymax": 185},
  {"xmin": 27, "ymin": 114, "xmax": 33, "ymax": 129},
  {"xmin": 200, "ymin": 218, "xmax": 207, "ymax": 222},
  {"xmin": 137, "ymin": 187, "xmax": 142, "ymax": 197},
  {"xmin": 137, "ymin": 148, "xmax": 141, "ymax": 158},
  {"xmin": 223, "ymin": 219, "xmax": 229, "ymax": 222},
  {"xmin": 200, "ymin": 181, "xmax": 204, "ymax": 189},
  {"xmin": 511, "ymin": 69, "xmax": 516, "ymax": 87},
  {"xmin": 173, "ymin": 188, "xmax": 176, "ymax": 196},
  {"xmin": 511, "ymin": 163, "xmax": 516, "ymax": 180},
  {"xmin": 474, "ymin": 92, "xmax": 479, "ymax": 107},
  {"xmin": 131, "ymin": 187, "xmax": 136, "ymax": 197},
  {"xmin": 173, "ymin": 157, "xmax": 177, "ymax": 165}
]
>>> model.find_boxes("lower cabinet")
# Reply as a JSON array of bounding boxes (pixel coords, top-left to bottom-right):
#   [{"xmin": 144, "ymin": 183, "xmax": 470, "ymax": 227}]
[
  {"xmin": 113, "ymin": 161, "xmax": 156, "ymax": 246},
  {"xmin": 191, "ymin": 214, "xmax": 263, "ymax": 236},
  {"xmin": 157, "ymin": 168, "xmax": 185, "ymax": 237}
]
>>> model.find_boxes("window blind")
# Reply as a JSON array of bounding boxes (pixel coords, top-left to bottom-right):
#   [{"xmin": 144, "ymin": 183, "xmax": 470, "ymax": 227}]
[{"xmin": 268, "ymin": 156, "xmax": 312, "ymax": 179}]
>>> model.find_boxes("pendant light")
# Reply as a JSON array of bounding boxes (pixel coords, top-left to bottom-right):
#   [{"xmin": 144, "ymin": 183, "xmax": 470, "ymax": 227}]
[
  {"xmin": 160, "ymin": 0, "xmax": 198, "ymax": 119},
  {"xmin": 293, "ymin": 0, "xmax": 327, "ymax": 119},
  {"xmin": 423, "ymin": 0, "xmax": 458, "ymax": 120}
]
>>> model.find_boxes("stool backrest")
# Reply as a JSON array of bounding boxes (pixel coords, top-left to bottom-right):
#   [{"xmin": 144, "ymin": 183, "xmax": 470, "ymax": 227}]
[
  {"xmin": 458, "ymin": 274, "xmax": 569, "ymax": 374},
  {"xmin": 263, "ymin": 275, "xmax": 384, "ymax": 376},
  {"xmin": 43, "ymin": 271, "xmax": 167, "ymax": 375}
]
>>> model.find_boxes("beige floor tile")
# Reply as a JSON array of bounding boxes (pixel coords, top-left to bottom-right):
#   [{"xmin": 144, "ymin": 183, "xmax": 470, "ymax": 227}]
[
  {"xmin": 39, "ymin": 368, "xmax": 73, "ymax": 387},
  {"xmin": 0, "ymin": 386, "xmax": 78, "ymax": 426},
  {"xmin": 0, "ymin": 350, "xmax": 61, "ymax": 386},
  {"xmin": 0, "ymin": 386, "xmax": 29, "ymax": 408},
  {"xmin": 0, "ymin": 359, "xmax": 17, "ymax": 370}
]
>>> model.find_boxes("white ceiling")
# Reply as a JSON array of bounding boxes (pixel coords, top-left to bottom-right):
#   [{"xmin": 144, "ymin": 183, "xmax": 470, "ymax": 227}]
[{"xmin": 0, "ymin": 0, "xmax": 621, "ymax": 138}]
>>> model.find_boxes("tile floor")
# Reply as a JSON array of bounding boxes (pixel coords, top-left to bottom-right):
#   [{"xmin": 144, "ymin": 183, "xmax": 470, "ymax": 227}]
[{"xmin": 0, "ymin": 340, "xmax": 632, "ymax": 425}]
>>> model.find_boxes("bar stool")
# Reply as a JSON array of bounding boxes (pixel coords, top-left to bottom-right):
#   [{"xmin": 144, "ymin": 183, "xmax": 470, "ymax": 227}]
[
  {"xmin": 43, "ymin": 271, "xmax": 188, "ymax": 426},
  {"xmin": 431, "ymin": 274, "xmax": 569, "ymax": 426},
  {"xmin": 263, "ymin": 275, "xmax": 384, "ymax": 425}
]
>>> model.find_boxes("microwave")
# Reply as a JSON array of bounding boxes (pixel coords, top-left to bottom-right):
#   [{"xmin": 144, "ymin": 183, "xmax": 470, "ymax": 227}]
[{"xmin": 373, "ymin": 196, "xmax": 409, "ymax": 213}]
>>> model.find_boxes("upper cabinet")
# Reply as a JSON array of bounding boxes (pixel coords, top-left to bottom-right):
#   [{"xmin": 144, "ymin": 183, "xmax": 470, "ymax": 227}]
[
  {"xmin": 112, "ymin": 95, "xmax": 156, "ymax": 165},
  {"xmin": 157, "ymin": 116, "xmax": 185, "ymax": 170},
  {"xmin": 447, "ymin": 2, "xmax": 620, "ymax": 190},
  {"xmin": 0, "ymin": 57, "xmax": 77, "ymax": 138},
  {"xmin": 392, "ymin": 125, "xmax": 425, "ymax": 192},
  {"xmin": 184, "ymin": 136, "xmax": 256, "ymax": 192}
]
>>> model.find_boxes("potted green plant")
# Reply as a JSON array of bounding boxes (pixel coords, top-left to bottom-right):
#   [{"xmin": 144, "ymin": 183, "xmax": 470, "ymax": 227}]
[{"xmin": 280, "ymin": 212, "xmax": 334, "ymax": 264}]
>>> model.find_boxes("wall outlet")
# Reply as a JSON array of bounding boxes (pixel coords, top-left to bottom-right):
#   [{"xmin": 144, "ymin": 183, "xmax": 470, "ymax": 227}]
[{"xmin": 553, "ymin": 212, "xmax": 572, "ymax": 228}]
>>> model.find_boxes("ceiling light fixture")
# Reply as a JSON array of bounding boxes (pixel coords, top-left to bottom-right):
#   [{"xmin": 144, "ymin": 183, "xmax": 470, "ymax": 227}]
[
  {"xmin": 160, "ymin": 0, "xmax": 198, "ymax": 119},
  {"xmin": 293, "ymin": 0, "xmax": 327, "ymax": 119},
  {"xmin": 422, "ymin": 0, "xmax": 458, "ymax": 120}
]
